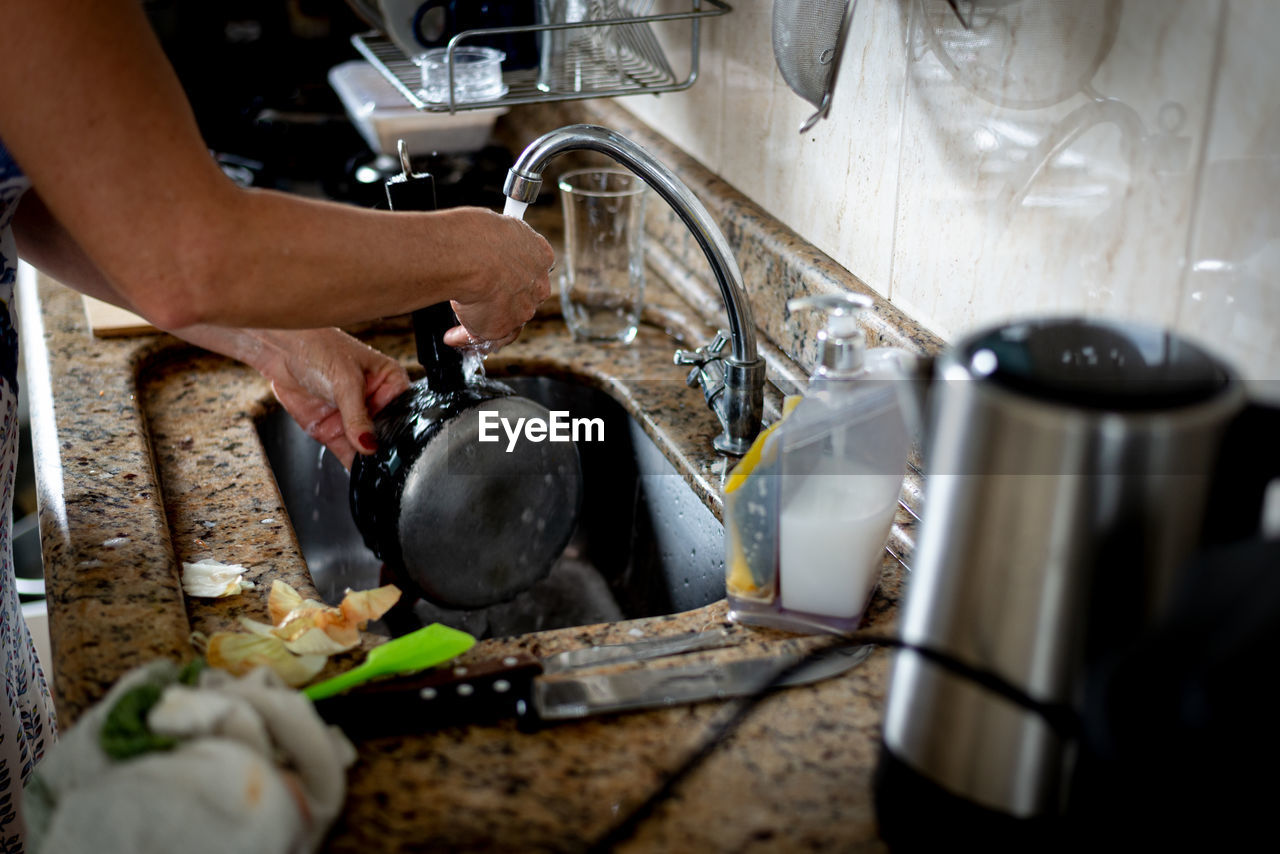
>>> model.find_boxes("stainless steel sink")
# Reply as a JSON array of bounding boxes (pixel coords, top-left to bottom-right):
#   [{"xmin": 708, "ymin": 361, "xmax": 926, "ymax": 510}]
[{"xmin": 257, "ymin": 375, "xmax": 725, "ymax": 639}]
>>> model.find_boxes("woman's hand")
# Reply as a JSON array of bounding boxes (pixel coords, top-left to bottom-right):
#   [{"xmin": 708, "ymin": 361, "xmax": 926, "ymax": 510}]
[
  {"xmin": 169, "ymin": 325, "xmax": 409, "ymax": 469},
  {"xmin": 254, "ymin": 329, "xmax": 411, "ymax": 469},
  {"xmin": 441, "ymin": 210, "xmax": 555, "ymax": 351}
]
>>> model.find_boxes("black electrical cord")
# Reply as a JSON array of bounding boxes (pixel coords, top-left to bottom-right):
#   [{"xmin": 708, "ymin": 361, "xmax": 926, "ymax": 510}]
[{"xmin": 588, "ymin": 631, "xmax": 1082, "ymax": 853}]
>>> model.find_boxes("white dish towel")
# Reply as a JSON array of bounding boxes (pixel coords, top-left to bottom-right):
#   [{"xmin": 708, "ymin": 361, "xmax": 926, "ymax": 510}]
[{"xmin": 24, "ymin": 661, "xmax": 356, "ymax": 854}]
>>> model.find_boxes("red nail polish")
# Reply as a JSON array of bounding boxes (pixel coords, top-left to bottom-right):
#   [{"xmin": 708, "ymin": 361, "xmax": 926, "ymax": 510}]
[{"xmin": 359, "ymin": 432, "xmax": 378, "ymax": 451}]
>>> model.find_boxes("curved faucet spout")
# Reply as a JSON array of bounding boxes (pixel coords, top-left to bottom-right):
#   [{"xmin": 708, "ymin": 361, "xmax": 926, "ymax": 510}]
[
  {"xmin": 504, "ymin": 124, "xmax": 765, "ymax": 455},
  {"xmin": 505, "ymin": 124, "xmax": 757, "ymax": 365}
]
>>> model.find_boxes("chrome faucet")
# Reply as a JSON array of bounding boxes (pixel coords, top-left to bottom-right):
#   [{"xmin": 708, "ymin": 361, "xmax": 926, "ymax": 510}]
[{"xmin": 504, "ymin": 124, "xmax": 765, "ymax": 455}]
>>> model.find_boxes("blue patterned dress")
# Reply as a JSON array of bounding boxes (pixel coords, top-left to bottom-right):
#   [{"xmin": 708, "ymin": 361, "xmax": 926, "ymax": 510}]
[{"xmin": 0, "ymin": 138, "xmax": 57, "ymax": 853}]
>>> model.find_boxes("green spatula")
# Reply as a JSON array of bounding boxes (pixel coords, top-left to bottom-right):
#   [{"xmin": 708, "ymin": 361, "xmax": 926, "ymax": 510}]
[{"xmin": 303, "ymin": 623, "xmax": 476, "ymax": 702}]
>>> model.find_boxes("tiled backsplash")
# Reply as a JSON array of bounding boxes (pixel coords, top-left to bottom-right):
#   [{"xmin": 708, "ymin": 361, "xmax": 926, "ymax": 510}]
[{"xmin": 620, "ymin": 0, "xmax": 1279, "ymax": 396}]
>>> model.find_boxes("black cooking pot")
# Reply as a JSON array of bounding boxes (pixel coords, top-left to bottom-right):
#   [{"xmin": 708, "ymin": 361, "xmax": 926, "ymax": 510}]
[{"xmin": 349, "ymin": 155, "xmax": 582, "ymax": 609}]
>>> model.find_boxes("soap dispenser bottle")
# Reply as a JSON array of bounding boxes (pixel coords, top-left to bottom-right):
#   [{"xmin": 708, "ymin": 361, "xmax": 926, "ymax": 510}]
[{"xmin": 725, "ymin": 293, "xmax": 912, "ymax": 634}]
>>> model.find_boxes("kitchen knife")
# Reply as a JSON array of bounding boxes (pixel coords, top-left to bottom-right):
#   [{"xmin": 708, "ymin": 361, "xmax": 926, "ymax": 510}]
[
  {"xmin": 313, "ymin": 635, "xmax": 870, "ymax": 738},
  {"xmin": 312, "ymin": 628, "xmax": 734, "ymax": 736}
]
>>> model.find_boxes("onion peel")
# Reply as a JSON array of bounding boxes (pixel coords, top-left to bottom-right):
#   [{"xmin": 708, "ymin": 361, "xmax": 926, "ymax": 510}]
[
  {"xmin": 268, "ymin": 580, "xmax": 400, "ymax": 647},
  {"xmin": 339, "ymin": 585, "xmax": 402, "ymax": 627},
  {"xmin": 182, "ymin": 559, "xmax": 255, "ymax": 598},
  {"xmin": 267, "ymin": 580, "xmax": 306, "ymax": 625},
  {"xmin": 201, "ymin": 581, "xmax": 402, "ymax": 686},
  {"xmin": 204, "ymin": 631, "xmax": 326, "ymax": 688}
]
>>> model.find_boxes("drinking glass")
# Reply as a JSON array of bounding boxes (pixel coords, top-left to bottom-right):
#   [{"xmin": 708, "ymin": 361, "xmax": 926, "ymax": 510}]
[
  {"xmin": 558, "ymin": 167, "xmax": 647, "ymax": 343},
  {"xmin": 536, "ymin": 0, "xmax": 594, "ymax": 94}
]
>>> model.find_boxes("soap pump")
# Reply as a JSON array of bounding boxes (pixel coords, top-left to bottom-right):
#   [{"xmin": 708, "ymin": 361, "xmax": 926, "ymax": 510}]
[
  {"xmin": 799, "ymin": 292, "xmax": 872, "ymax": 385},
  {"xmin": 725, "ymin": 293, "xmax": 912, "ymax": 634}
]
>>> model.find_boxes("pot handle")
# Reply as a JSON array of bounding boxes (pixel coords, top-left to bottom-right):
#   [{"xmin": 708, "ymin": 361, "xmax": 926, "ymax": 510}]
[
  {"xmin": 385, "ymin": 140, "xmax": 468, "ymax": 394},
  {"xmin": 1202, "ymin": 400, "xmax": 1280, "ymax": 545}
]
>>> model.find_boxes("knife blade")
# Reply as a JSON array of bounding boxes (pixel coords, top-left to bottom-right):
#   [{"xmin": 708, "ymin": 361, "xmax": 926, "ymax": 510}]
[
  {"xmin": 313, "ymin": 639, "xmax": 870, "ymax": 738},
  {"xmin": 535, "ymin": 643, "xmax": 872, "ymax": 720},
  {"xmin": 539, "ymin": 627, "xmax": 733, "ymax": 673}
]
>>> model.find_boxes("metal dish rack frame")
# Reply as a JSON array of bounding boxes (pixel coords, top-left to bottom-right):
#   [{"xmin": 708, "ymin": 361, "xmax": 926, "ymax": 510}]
[{"xmin": 352, "ymin": 0, "xmax": 731, "ymax": 114}]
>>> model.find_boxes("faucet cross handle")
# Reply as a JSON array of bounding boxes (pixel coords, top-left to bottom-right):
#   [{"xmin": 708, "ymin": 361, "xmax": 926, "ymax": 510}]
[
  {"xmin": 674, "ymin": 330, "xmax": 729, "ymax": 364},
  {"xmin": 674, "ymin": 331, "xmax": 729, "ymax": 386}
]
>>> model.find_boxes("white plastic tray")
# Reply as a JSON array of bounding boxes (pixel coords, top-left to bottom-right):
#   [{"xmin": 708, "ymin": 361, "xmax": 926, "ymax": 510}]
[{"xmin": 328, "ymin": 60, "xmax": 509, "ymax": 155}]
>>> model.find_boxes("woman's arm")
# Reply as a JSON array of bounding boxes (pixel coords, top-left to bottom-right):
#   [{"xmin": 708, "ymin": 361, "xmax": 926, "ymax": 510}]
[
  {"xmin": 0, "ymin": 0, "xmax": 552, "ymax": 344},
  {"xmin": 14, "ymin": 189, "xmax": 411, "ymax": 468}
]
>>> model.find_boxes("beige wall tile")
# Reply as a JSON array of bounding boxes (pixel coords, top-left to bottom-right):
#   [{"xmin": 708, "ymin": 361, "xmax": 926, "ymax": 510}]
[
  {"xmin": 615, "ymin": 0, "xmax": 727, "ymax": 171},
  {"xmin": 603, "ymin": 0, "xmax": 1277, "ymax": 385},
  {"xmin": 1177, "ymin": 0, "xmax": 1280, "ymax": 390},
  {"xmin": 784, "ymin": 0, "xmax": 908, "ymax": 299},
  {"xmin": 615, "ymin": 0, "xmax": 907, "ymax": 300},
  {"xmin": 891, "ymin": 0, "xmax": 1220, "ymax": 341}
]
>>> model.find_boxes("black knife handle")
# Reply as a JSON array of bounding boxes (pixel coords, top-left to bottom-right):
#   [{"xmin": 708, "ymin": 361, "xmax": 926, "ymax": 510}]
[{"xmin": 313, "ymin": 653, "xmax": 543, "ymax": 740}]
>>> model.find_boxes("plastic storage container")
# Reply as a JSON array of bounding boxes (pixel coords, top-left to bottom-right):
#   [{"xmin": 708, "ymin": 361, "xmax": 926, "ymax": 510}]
[
  {"xmin": 418, "ymin": 46, "xmax": 509, "ymax": 104},
  {"xmin": 726, "ymin": 294, "xmax": 912, "ymax": 634},
  {"xmin": 328, "ymin": 60, "xmax": 507, "ymax": 155}
]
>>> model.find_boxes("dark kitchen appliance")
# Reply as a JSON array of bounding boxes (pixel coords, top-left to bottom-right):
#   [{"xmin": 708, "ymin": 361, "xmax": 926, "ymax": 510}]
[
  {"xmin": 875, "ymin": 317, "xmax": 1280, "ymax": 849},
  {"xmin": 147, "ymin": 1, "xmax": 520, "ymax": 206},
  {"xmin": 348, "ymin": 149, "xmax": 582, "ymax": 610},
  {"xmin": 373, "ymin": 0, "xmax": 540, "ymax": 69},
  {"xmin": 146, "ymin": 1, "xmax": 374, "ymax": 178}
]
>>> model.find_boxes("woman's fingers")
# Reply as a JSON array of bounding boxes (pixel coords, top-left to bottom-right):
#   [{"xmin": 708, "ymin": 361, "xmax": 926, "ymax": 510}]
[
  {"xmin": 441, "ymin": 324, "xmax": 523, "ymax": 353},
  {"xmin": 329, "ymin": 360, "xmax": 379, "ymax": 457},
  {"xmin": 264, "ymin": 329, "xmax": 410, "ymax": 470},
  {"xmin": 449, "ymin": 213, "xmax": 554, "ymax": 343}
]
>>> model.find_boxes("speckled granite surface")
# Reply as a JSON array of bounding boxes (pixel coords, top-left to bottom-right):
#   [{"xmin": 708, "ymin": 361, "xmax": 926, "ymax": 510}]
[{"xmin": 17, "ymin": 101, "xmax": 943, "ymax": 852}]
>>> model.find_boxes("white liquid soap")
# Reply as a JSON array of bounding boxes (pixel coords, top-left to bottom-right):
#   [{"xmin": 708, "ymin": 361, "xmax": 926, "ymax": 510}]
[{"xmin": 779, "ymin": 474, "xmax": 899, "ymax": 618}]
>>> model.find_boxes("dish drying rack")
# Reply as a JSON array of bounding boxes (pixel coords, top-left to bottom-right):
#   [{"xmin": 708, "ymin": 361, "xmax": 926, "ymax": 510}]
[{"xmin": 352, "ymin": 0, "xmax": 731, "ymax": 113}]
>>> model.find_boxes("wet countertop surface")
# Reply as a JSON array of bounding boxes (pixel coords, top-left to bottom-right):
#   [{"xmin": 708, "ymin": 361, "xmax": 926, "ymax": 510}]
[{"xmin": 19, "ymin": 102, "xmax": 941, "ymax": 852}]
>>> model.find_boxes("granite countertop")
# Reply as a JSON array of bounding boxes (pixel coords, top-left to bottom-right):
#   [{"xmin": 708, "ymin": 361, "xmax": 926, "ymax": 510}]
[{"xmin": 17, "ymin": 101, "xmax": 940, "ymax": 852}]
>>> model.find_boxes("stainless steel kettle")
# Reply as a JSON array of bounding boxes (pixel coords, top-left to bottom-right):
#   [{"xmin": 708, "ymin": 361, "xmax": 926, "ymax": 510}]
[{"xmin": 875, "ymin": 317, "xmax": 1280, "ymax": 847}]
